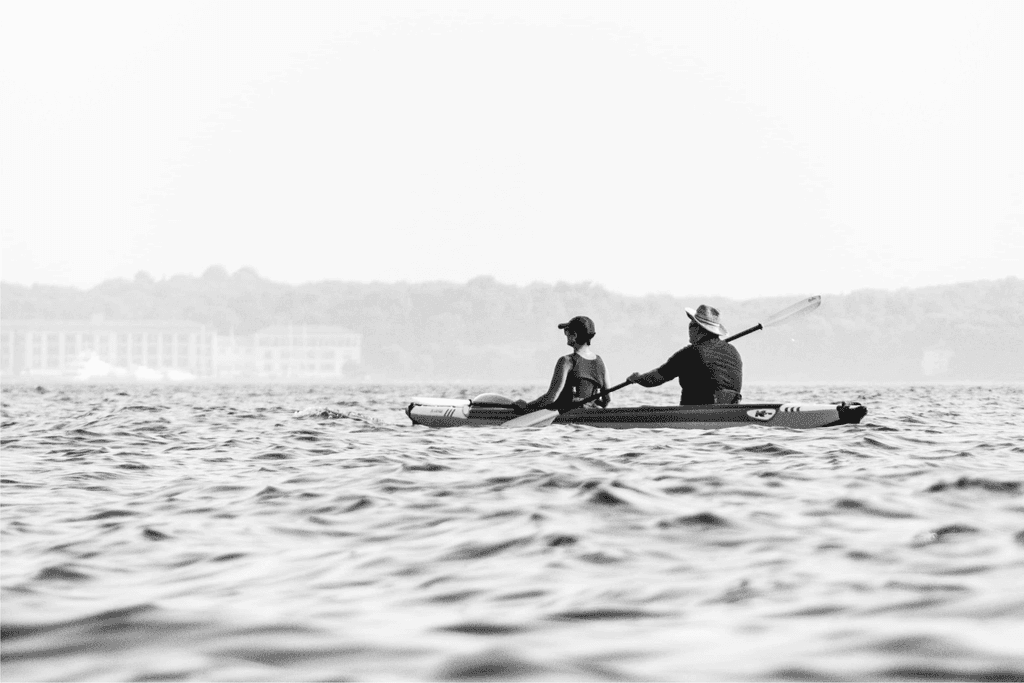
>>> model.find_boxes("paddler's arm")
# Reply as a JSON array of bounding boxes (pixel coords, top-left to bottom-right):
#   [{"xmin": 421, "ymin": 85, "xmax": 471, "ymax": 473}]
[
  {"xmin": 627, "ymin": 369, "xmax": 668, "ymax": 387},
  {"xmin": 515, "ymin": 356, "xmax": 572, "ymax": 412},
  {"xmin": 629, "ymin": 348, "xmax": 684, "ymax": 388}
]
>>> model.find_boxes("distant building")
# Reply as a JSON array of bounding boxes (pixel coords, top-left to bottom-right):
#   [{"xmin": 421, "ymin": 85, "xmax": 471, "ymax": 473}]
[
  {"xmin": 1, "ymin": 320, "xmax": 360, "ymax": 381},
  {"xmin": 215, "ymin": 333, "xmax": 259, "ymax": 379},
  {"xmin": 249, "ymin": 325, "xmax": 361, "ymax": 379},
  {"xmin": 1, "ymin": 319, "xmax": 216, "ymax": 379}
]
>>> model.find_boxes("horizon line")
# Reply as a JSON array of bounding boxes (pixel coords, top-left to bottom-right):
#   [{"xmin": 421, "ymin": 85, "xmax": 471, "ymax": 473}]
[{"xmin": 0, "ymin": 271, "xmax": 1021, "ymax": 302}]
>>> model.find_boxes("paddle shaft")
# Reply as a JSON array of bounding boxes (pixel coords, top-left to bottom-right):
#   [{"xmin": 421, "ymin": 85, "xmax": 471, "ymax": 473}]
[
  {"xmin": 565, "ymin": 379, "xmax": 631, "ymax": 410},
  {"xmin": 723, "ymin": 323, "xmax": 762, "ymax": 343}
]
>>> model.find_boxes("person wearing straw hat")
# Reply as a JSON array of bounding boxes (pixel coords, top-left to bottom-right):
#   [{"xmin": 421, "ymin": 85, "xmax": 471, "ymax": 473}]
[{"xmin": 627, "ymin": 304, "xmax": 743, "ymax": 405}]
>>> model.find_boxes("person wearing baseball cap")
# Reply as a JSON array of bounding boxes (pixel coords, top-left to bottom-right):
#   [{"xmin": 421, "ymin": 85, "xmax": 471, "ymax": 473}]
[
  {"xmin": 514, "ymin": 315, "xmax": 611, "ymax": 413},
  {"xmin": 627, "ymin": 304, "xmax": 743, "ymax": 405}
]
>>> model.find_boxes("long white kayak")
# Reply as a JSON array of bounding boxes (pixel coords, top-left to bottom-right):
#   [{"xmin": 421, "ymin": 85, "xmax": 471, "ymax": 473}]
[{"xmin": 406, "ymin": 394, "xmax": 868, "ymax": 430}]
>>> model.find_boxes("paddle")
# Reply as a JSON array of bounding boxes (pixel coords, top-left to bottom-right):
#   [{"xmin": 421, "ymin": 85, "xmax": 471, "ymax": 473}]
[
  {"xmin": 498, "ymin": 380, "xmax": 631, "ymax": 429},
  {"xmin": 722, "ymin": 295, "xmax": 821, "ymax": 343},
  {"xmin": 500, "ymin": 295, "xmax": 822, "ymax": 428}
]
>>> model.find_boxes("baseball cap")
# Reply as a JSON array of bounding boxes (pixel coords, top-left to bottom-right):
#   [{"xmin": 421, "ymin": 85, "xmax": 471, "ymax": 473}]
[{"xmin": 557, "ymin": 315, "xmax": 596, "ymax": 336}]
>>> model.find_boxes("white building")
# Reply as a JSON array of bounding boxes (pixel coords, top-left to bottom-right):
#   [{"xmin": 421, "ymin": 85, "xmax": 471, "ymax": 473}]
[
  {"xmin": 1, "ymin": 320, "xmax": 361, "ymax": 381},
  {"xmin": 247, "ymin": 325, "xmax": 361, "ymax": 379},
  {"xmin": 1, "ymin": 319, "xmax": 216, "ymax": 379}
]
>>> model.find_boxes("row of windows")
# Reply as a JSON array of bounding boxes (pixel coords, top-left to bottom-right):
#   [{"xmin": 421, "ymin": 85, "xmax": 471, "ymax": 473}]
[
  {"xmin": 15, "ymin": 358, "xmax": 205, "ymax": 371},
  {"xmin": 1, "ymin": 360, "xmax": 343, "ymax": 376},
  {"xmin": 260, "ymin": 350, "xmax": 358, "ymax": 360},
  {"xmin": 4, "ymin": 332, "xmax": 203, "ymax": 339},
  {"xmin": 2, "ymin": 332, "xmax": 204, "ymax": 348},
  {"xmin": 3, "ymin": 347, "xmax": 353, "ymax": 365},
  {"xmin": 255, "ymin": 336, "xmax": 359, "ymax": 347},
  {"xmin": 4, "ymin": 333, "xmax": 355, "ymax": 347},
  {"xmin": 4, "ymin": 336, "xmax": 354, "ymax": 354},
  {"xmin": 7, "ymin": 347, "xmax": 206, "ymax": 360}
]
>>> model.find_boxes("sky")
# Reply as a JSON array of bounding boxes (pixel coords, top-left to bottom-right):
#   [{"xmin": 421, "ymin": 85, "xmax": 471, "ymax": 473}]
[{"xmin": 1, "ymin": 1, "xmax": 1021, "ymax": 299}]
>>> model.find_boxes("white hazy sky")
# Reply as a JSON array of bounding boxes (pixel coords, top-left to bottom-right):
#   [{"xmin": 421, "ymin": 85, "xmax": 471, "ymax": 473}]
[{"xmin": 1, "ymin": 1, "xmax": 1021, "ymax": 298}]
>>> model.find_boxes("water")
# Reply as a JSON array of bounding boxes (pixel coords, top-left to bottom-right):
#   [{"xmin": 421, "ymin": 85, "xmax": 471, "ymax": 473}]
[{"xmin": 2, "ymin": 382, "xmax": 1023, "ymax": 681}]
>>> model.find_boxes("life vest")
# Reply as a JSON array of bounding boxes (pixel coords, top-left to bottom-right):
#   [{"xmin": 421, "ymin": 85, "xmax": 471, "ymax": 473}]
[
  {"xmin": 680, "ymin": 339, "xmax": 743, "ymax": 405},
  {"xmin": 554, "ymin": 354, "xmax": 607, "ymax": 410}
]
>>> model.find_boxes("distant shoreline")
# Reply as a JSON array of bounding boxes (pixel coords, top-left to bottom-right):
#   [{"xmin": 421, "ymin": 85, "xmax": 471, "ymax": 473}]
[
  {"xmin": 4, "ymin": 378, "xmax": 1023, "ymax": 388},
  {"xmin": 4, "ymin": 276, "xmax": 1022, "ymax": 383}
]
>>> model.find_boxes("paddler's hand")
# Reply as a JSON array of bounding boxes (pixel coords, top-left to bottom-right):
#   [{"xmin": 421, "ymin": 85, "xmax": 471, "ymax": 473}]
[
  {"xmin": 627, "ymin": 372, "xmax": 642, "ymax": 384},
  {"xmin": 513, "ymin": 399, "xmax": 530, "ymax": 414}
]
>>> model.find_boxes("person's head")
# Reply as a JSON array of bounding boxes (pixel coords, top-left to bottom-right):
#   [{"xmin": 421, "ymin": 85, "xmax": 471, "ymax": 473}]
[
  {"xmin": 557, "ymin": 315, "xmax": 596, "ymax": 346},
  {"xmin": 686, "ymin": 305, "xmax": 726, "ymax": 343}
]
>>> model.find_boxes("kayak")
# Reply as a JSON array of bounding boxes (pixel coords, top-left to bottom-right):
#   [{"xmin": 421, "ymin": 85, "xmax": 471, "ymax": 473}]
[{"xmin": 405, "ymin": 394, "xmax": 868, "ymax": 430}]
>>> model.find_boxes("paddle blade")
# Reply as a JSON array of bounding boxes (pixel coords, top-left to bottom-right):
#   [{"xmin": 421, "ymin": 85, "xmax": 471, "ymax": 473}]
[
  {"xmin": 500, "ymin": 409, "xmax": 560, "ymax": 428},
  {"xmin": 762, "ymin": 295, "xmax": 821, "ymax": 328}
]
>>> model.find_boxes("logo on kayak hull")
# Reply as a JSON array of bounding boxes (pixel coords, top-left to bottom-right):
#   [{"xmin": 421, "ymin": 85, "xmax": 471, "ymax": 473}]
[
  {"xmin": 416, "ymin": 405, "xmax": 468, "ymax": 419},
  {"xmin": 747, "ymin": 408, "xmax": 777, "ymax": 421}
]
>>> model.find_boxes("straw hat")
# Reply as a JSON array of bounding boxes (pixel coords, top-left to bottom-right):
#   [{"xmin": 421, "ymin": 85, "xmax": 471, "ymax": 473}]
[{"xmin": 685, "ymin": 305, "xmax": 726, "ymax": 336}]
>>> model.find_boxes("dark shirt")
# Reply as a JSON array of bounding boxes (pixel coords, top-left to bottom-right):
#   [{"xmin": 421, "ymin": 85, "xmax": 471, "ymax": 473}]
[
  {"xmin": 656, "ymin": 338, "xmax": 742, "ymax": 405},
  {"xmin": 555, "ymin": 354, "xmax": 608, "ymax": 410}
]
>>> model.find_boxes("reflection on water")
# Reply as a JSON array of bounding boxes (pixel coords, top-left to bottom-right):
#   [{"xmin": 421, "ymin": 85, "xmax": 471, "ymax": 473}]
[{"xmin": 2, "ymin": 383, "xmax": 1023, "ymax": 681}]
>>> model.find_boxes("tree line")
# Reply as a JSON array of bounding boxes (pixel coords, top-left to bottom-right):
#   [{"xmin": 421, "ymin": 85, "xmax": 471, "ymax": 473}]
[{"xmin": 2, "ymin": 268, "xmax": 1022, "ymax": 382}]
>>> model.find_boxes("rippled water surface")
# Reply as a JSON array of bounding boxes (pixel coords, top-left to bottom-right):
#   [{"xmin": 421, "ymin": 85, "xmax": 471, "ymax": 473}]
[{"xmin": 3, "ymin": 382, "xmax": 1024, "ymax": 681}]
